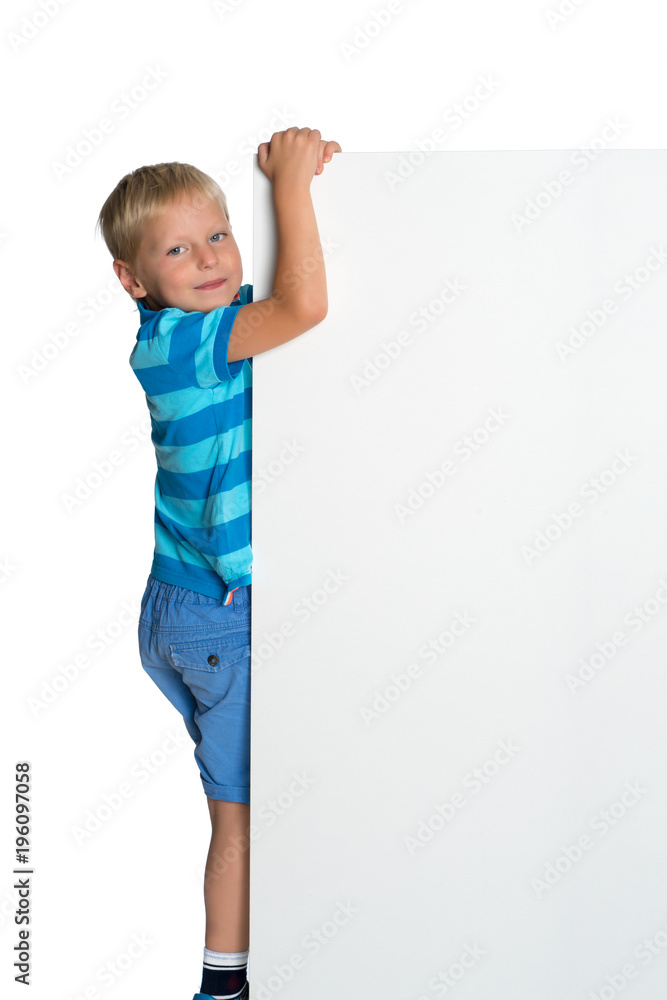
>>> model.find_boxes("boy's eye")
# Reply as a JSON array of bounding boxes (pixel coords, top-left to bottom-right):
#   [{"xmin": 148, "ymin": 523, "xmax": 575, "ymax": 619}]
[
  {"xmin": 167, "ymin": 246, "xmax": 185, "ymax": 256},
  {"xmin": 210, "ymin": 232, "xmax": 226, "ymax": 243}
]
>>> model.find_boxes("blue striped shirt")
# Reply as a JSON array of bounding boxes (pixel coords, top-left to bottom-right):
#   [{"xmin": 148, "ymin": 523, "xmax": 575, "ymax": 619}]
[{"xmin": 129, "ymin": 284, "xmax": 253, "ymax": 603}]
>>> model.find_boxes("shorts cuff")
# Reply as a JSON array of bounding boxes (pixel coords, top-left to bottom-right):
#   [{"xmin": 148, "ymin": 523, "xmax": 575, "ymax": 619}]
[{"xmin": 202, "ymin": 777, "xmax": 250, "ymax": 804}]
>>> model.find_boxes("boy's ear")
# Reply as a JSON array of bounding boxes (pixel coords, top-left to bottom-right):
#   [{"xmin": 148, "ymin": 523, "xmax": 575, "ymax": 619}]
[{"xmin": 113, "ymin": 259, "xmax": 147, "ymax": 300}]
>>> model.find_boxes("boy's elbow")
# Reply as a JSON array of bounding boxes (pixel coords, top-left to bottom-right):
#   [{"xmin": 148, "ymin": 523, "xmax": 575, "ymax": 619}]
[{"xmin": 304, "ymin": 299, "xmax": 328, "ymax": 327}]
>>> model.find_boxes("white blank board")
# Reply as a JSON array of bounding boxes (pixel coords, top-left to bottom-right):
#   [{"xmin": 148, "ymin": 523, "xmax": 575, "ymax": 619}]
[{"xmin": 249, "ymin": 152, "xmax": 667, "ymax": 1000}]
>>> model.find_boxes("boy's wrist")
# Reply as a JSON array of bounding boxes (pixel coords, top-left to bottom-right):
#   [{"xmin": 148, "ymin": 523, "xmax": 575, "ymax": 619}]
[{"xmin": 271, "ymin": 175, "xmax": 313, "ymax": 202}]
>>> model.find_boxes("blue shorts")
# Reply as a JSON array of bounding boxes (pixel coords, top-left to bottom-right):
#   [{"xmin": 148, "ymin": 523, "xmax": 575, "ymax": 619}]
[{"xmin": 137, "ymin": 575, "xmax": 251, "ymax": 804}]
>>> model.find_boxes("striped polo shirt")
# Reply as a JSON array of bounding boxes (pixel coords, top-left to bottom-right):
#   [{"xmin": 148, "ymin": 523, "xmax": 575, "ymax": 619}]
[{"xmin": 129, "ymin": 284, "xmax": 253, "ymax": 604}]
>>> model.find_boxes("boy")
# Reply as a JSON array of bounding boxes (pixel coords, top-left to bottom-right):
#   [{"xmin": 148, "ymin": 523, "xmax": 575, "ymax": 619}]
[{"xmin": 96, "ymin": 127, "xmax": 341, "ymax": 1000}]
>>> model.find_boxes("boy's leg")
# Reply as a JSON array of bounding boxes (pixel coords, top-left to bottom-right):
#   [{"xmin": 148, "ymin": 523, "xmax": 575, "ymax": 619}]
[
  {"xmin": 204, "ymin": 798, "xmax": 251, "ymax": 952},
  {"xmin": 137, "ymin": 576, "xmax": 252, "ymax": 996}
]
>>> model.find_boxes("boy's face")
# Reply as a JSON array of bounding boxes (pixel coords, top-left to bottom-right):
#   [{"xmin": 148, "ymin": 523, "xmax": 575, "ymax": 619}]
[{"xmin": 115, "ymin": 192, "xmax": 243, "ymax": 313}]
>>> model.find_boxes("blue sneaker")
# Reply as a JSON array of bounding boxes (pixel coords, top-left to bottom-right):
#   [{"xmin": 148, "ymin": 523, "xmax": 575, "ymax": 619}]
[{"xmin": 193, "ymin": 983, "xmax": 249, "ymax": 1000}]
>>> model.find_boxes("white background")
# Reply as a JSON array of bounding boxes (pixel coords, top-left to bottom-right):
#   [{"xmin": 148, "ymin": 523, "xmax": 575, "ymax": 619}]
[{"xmin": 2, "ymin": 2, "xmax": 666, "ymax": 999}]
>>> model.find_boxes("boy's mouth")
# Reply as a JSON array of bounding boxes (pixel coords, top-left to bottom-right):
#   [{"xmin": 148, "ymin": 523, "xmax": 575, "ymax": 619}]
[{"xmin": 196, "ymin": 278, "xmax": 227, "ymax": 290}]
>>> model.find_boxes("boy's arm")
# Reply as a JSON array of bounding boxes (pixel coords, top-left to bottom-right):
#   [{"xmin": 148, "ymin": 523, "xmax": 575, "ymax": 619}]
[{"xmin": 227, "ymin": 127, "xmax": 341, "ymax": 363}]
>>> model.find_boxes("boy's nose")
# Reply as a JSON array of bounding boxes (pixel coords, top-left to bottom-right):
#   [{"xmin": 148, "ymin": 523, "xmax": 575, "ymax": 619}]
[
  {"xmin": 197, "ymin": 245, "xmax": 219, "ymax": 267},
  {"xmin": 199, "ymin": 253, "xmax": 218, "ymax": 268}
]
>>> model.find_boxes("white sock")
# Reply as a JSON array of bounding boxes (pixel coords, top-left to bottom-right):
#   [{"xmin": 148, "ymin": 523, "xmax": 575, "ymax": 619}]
[{"xmin": 201, "ymin": 947, "xmax": 249, "ymax": 999}]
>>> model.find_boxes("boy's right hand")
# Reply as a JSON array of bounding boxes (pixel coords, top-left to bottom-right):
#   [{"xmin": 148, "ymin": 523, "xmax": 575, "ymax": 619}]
[{"xmin": 257, "ymin": 127, "xmax": 341, "ymax": 188}]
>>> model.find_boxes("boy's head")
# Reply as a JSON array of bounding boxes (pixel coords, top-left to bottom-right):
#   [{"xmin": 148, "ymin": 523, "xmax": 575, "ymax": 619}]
[{"xmin": 96, "ymin": 162, "xmax": 243, "ymax": 314}]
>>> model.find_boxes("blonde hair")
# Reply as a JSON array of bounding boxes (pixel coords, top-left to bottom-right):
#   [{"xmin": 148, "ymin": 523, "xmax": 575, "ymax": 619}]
[{"xmin": 96, "ymin": 162, "xmax": 230, "ymax": 270}]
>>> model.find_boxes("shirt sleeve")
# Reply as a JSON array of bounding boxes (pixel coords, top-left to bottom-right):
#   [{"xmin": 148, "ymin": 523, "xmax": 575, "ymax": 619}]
[
  {"xmin": 212, "ymin": 302, "xmax": 246, "ymax": 383},
  {"xmin": 156, "ymin": 301, "xmax": 245, "ymax": 388}
]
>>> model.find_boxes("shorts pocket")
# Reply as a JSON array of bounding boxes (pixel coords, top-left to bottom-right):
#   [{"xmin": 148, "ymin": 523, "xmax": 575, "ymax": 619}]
[
  {"xmin": 139, "ymin": 582, "xmax": 154, "ymax": 627},
  {"xmin": 169, "ymin": 631, "xmax": 250, "ymax": 673}
]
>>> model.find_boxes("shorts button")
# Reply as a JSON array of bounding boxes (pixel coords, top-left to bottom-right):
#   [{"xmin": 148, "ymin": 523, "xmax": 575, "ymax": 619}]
[{"xmin": 207, "ymin": 653, "xmax": 219, "ymax": 666}]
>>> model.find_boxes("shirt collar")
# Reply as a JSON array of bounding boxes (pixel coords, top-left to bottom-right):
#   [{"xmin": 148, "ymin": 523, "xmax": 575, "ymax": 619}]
[{"xmin": 136, "ymin": 289, "xmax": 242, "ymax": 325}]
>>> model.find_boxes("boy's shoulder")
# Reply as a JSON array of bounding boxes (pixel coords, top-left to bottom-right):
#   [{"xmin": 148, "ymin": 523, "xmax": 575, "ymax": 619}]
[{"xmin": 130, "ymin": 283, "xmax": 255, "ymax": 378}]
